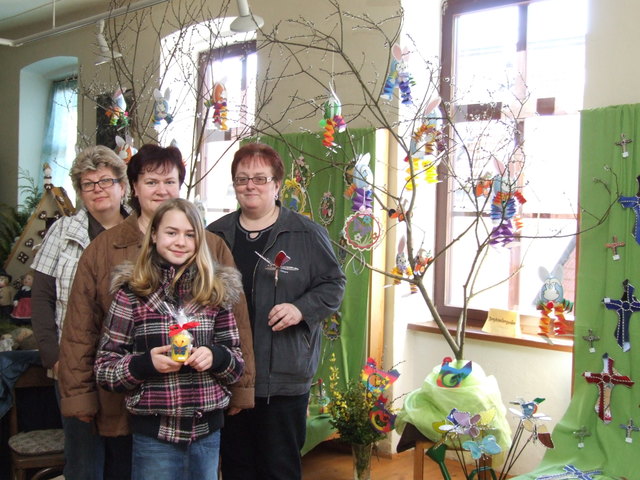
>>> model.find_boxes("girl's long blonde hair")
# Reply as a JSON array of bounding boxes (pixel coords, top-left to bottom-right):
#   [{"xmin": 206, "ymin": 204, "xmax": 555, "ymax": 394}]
[{"xmin": 129, "ymin": 198, "xmax": 225, "ymax": 306}]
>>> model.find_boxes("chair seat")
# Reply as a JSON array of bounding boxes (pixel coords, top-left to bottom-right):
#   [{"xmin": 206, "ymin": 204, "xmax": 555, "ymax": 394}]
[{"xmin": 9, "ymin": 429, "xmax": 65, "ymax": 456}]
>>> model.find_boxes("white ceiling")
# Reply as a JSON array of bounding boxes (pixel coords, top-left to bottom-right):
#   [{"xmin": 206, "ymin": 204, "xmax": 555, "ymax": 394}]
[{"xmin": 0, "ymin": 0, "xmax": 116, "ymax": 40}]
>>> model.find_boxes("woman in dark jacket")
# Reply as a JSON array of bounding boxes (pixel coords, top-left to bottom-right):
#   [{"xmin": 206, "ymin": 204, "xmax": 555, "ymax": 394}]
[{"xmin": 207, "ymin": 143, "xmax": 346, "ymax": 480}]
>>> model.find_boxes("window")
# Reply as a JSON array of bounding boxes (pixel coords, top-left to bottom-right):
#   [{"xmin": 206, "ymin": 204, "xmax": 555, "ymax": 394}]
[
  {"xmin": 42, "ymin": 77, "xmax": 77, "ymax": 195},
  {"xmin": 196, "ymin": 41, "xmax": 257, "ymax": 223},
  {"xmin": 436, "ymin": 0, "xmax": 587, "ymax": 325}
]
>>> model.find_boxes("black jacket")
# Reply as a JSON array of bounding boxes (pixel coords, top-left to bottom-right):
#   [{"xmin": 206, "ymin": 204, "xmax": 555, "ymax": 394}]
[{"xmin": 207, "ymin": 206, "xmax": 346, "ymax": 397}]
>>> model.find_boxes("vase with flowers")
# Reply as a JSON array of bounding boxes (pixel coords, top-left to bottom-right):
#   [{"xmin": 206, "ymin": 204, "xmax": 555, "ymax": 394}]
[{"xmin": 327, "ymin": 354, "xmax": 400, "ymax": 480}]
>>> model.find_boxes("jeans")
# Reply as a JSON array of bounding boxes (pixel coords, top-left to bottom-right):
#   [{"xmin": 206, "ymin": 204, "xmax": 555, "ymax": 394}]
[
  {"xmin": 220, "ymin": 393, "xmax": 309, "ymax": 480},
  {"xmin": 132, "ymin": 430, "xmax": 220, "ymax": 480}
]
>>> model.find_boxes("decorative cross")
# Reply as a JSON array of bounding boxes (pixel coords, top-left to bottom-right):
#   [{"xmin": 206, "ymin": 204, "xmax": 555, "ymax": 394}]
[
  {"xmin": 605, "ymin": 236, "xmax": 625, "ymax": 261},
  {"xmin": 535, "ymin": 465, "xmax": 603, "ymax": 480},
  {"xmin": 616, "ymin": 133, "xmax": 633, "ymax": 158},
  {"xmin": 572, "ymin": 426, "xmax": 590, "ymax": 448},
  {"xmin": 602, "ymin": 279, "xmax": 640, "ymax": 351},
  {"xmin": 582, "ymin": 329, "xmax": 600, "ymax": 353},
  {"xmin": 583, "ymin": 353, "xmax": 634, "ymax": 423},
  {"xmin": 618, "ymin": 175, "xmax": 640, "ymax": 244},
  {"xmin": 620, "ymin": 418, "xmax": 640, "ymax": 443}
]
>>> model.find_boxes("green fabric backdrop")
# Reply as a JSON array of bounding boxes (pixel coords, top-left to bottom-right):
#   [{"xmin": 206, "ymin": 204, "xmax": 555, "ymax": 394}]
[
  {"xmin": 254, "ymin": 128, "xmax": 376, "ymax": 454},
  {"xmin": 514, "ymin": 104, "xmax": 640, "ymax": 479}
]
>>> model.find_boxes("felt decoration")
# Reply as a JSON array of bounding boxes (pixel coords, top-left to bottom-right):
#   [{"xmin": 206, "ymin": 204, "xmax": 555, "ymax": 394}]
[
  {"xmin": 619, "ymin": 418, "xmax": 640, "ymax": 444},
  {"xmin": 152, "ymin": 88, "xmax": 173, "ymax": 126},
  {"xmin": 391, "ymin": 235, "xmax": 416, "ymax": 294},
  {"xmin": 583, "ymin": 353, "xmax": 634, "ymax": 423},
  {"xmin": 605, "ymin": 236, "xmax": 625, "ymax": 261},
  {"xmin": 615, "ymin": 133, "xmax": 632, "ymax": 158},
  {"xmin": 537, "ymin": 266, "xmax": 574, "ymax": 337},
  {"xmin": 105, "ymin": 88, "xmax": 129, "ymax": 128},
  {"xmin": 361, "ymin": 357, "xmax": 399, "ymax": 397},
  {"xmin": 318, "ymin": 191, "xmax": 336, "ymax": 226},
  {"xmin": 618, "ymin": 175, "xmax": 640, "ymax": 244},
  {"xmin": 462, "ymin": 435, "xmax": 501, "ymax": 460},
  {"xmin": 582, "ymin": 329, "xmax": 600, "ymax": 354},
  {"xmin": 437, "ymin": 357, "xmax": 472, "ymax": 388},
  {"xmin": 602, "ymin": 279, "xmax": 640, "ymax": 352},
  {"xmin": 535, "ymin": 465, "xmax": 603, "ymax": 480},
  {"xmin": 572, "ymin": 426, "xmax": 590, "ymax": 449}
]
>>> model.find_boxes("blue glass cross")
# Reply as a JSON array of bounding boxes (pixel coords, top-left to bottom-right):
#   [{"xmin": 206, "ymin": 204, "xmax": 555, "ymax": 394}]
[
  {"xmin": 618, "ymin": 175, "xmax": 640, "ymax": 244},
  {"xmin": 602, "ymin": 279, "xmax": 640, "ymax": 352}
]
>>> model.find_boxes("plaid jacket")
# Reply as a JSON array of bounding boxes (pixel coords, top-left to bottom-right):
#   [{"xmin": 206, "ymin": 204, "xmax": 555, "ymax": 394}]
[{"xmin": 95, "ymin": 262, "xmax": 244, "ymax": 444}]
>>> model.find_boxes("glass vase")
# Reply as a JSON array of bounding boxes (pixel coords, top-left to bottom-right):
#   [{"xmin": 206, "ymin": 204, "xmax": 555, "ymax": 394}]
[{"xmin": 351, "ymin": 442, "xmax": 373, "ymax": 480}]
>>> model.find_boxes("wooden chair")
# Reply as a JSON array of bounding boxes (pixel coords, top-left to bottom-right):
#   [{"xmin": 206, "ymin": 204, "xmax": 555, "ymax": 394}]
[{"xmin": 7, "ymin": 365, "xmax": 64, "ymax": 480}]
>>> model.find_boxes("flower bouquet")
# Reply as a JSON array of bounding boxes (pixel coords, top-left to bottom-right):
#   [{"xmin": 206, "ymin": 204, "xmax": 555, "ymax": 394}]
[{"xmin": 327, "ymin": 354, "xmax": 400, "ymax": 479}]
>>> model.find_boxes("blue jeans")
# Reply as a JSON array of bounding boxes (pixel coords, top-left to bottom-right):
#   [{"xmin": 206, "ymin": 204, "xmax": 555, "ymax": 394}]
[{"xmin": 132, "ymin": 430, "xmax": 220, "ymax": 480}]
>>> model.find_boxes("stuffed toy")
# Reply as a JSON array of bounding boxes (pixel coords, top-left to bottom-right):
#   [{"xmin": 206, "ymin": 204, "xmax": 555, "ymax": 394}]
[
  {"xmin": 10, "ymin": 271, "xmax": 33, "ymax": 326},
  {"xmin": 0, "ymin": 269, "xmax": 15, "ymax": 320}
]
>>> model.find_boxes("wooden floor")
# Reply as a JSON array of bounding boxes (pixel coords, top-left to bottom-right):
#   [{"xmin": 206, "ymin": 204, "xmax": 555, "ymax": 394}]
[{"xmin": 301, "ymin": 441, "xmax": 469, "ymax": 480}]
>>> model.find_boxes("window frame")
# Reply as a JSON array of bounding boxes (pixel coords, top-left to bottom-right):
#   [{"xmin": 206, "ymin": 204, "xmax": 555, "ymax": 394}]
[
  {"xmin": 194, "ymin": 40, "xmax": 257, "ymax": 219},
  {"xmin": 435, "ymin": 0, "xmax": 581, "ymax": 329}
]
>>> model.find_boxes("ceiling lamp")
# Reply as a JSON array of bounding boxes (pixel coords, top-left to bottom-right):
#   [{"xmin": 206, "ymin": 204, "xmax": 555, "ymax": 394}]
[
  {"xmin": 230, "ymin": 0, "xmax": 264, "ymax": 33},
  {"xmin": 95, "ymin": 19, "xmax": 122, "ymax": 66}
]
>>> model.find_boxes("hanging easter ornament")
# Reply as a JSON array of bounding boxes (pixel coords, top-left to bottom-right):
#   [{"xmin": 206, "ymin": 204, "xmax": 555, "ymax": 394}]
[
  {"xmin": 105, "ymin": 88, "xmax": 129, "ymax": 129},
  {"xmin": 114, "ymin": 134, "xmax": 137, "ymax": 163},
  {"xmin": 381, "ymin": 44, "xmax": 414, "ymax": 105},
  {"xmin": 489, "ymin": 157, "xmax": 526, "ymax": 247},
  {"xmin": 405, "ymin": 97, "xmax": 442, "ymax": 190},
  {"xmin": 343, "ymin": 210, "xmax": 381, "ymax": 250},
  {"xmin": 319, "ymin": 82, "xmax": 346, "ymax": 149},
  {"xmin": 390, "ymin": 235, "xmax": 416, "ymax": 294},
  {"xmin": 536, "ymin": 266, "xmax": 574, "ymax": 337},
  {"xmin": 344, "ymin": 153, "xmax": 374, "ymax": 212},
  {"xmin": 293, "ymin": 155, "xmax": 312, "ymax": 188},
  {"xmin": 280, "ymin": 177, "xmax": 306, "ymax": 214},
  {"xmin": 322, "ymin": 311, "xmax": 341, "ymax": 341},
  {"xmin": 318, "ymin": 191, "xmax": 336, "ymax": 226},
  {"xmin": 152, "ymin": 88, "xmax": 173, "ymax": 126},
  {"xmin": 204, "ymin": 81, "xmax": 228, "ymax": 130}
]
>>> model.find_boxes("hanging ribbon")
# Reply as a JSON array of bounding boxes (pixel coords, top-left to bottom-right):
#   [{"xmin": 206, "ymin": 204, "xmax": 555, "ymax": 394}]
[{"xmin": 169, "ymin": 321, "xmax": 200, "ymax": 337}]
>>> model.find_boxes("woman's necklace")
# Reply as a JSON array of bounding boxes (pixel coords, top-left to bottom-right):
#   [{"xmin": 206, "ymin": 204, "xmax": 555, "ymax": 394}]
[{"xmin": 240, "ymin": 205, "xmax": 279, "ymax": 233}]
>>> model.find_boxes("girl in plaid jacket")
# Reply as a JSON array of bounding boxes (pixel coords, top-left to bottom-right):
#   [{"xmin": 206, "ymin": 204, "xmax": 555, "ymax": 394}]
[{"xmin": 95, "ymin": 198, "xmax": 244, "ymax": 480}]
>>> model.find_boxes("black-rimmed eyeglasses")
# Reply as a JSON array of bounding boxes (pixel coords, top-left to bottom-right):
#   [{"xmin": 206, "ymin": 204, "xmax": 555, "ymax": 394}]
[
  {"xmin": 233, "ymin": 176, "xmax": 275, "ymax": 186},
  {"xmin": 80, "ymin": 178, "xmax": 121, "ymax": 192}
]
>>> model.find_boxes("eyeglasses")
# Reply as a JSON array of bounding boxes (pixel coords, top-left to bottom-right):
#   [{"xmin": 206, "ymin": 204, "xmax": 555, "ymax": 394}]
[
  {"xmin": 80, "ymin": 178, "xmax": 121, "ymax": 192},
  {"xmin": 233, "ymin": 176, "xmax": 275, "ymax": 186}
]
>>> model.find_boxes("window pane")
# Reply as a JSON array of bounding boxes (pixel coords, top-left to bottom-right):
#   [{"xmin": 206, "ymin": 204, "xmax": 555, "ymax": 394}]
[
  {"xmin": 527, "ymin": 0, "xmax": 587, "ymax": 113},
  {"xmin": 453, "ymin": 6, "xmax": 519, "ymax": 104}
]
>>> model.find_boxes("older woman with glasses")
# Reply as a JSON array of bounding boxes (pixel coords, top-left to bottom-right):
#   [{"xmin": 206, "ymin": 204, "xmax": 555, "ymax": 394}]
[
  {"xmin": 31, "ymin": 145, "xmax": 130, "ymax": 480},
  {"xmin": 57, "ymin": 143, "xmax": 255, "ymax": 480},
  {"xmin": 207, "ymin": 143, "xmax": 345, "ymax": 480}
]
